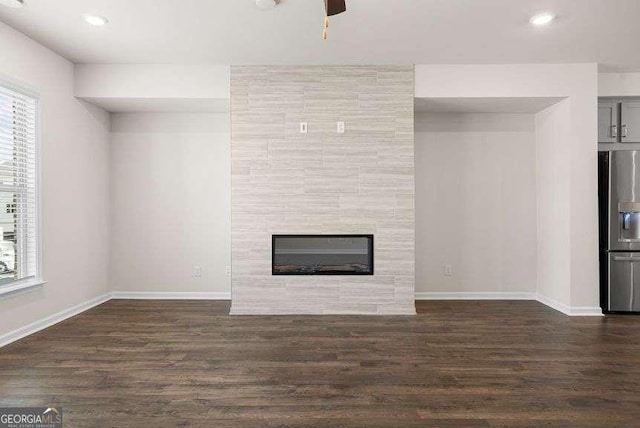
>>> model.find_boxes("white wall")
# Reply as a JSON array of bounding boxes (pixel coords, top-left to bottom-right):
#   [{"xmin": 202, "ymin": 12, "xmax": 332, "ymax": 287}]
[
  {"xmin": 74, "ymin": 64, "xmax": 230, "ymax": 100},
  {"xmin": 415, "ymin": 113, "xmax": 537, "ymax": 295},
  {"xmin": 74, "ymin": 64, "xmax": 230, "ymax": 113},
  {"xmin": 416, "ymin": 64, "xmax": 599, "ymax": 313},
  {"xmin": 535, "ymin": 100, "xmax": 572, "ymax": 306},
  {"xmin": 599, "ymin": 73, "xmax": 640, "ymax": 97},
  {"xmin": 109, "ymin": 113, "xmax": 231, "ymax": 295},
  {"xmin": 0, "ymin": 22, "xmax": 110, "ymax": 337}
]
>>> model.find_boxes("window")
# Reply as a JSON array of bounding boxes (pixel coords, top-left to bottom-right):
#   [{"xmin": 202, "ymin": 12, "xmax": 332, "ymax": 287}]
[{"xmin": 0, "ymin": 83, "xmax": 38, "ymax": 287}]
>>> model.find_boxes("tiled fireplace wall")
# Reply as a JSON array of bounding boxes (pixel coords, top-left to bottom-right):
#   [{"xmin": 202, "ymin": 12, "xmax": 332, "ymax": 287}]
[{"xmin": 230, "ymin": 66, "xmax": 415, "ymax": 315}]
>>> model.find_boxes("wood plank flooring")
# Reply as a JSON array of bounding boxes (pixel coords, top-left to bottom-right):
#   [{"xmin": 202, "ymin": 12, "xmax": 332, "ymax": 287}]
[{"xmin": 1, "ymin": 300, "xmax": 640, "ymax": 427}]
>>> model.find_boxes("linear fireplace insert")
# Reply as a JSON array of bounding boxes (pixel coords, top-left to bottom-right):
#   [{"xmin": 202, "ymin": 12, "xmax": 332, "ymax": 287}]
[{"xmin": 272, "ymin": 234, "xmax": 374, "ymax": 275}]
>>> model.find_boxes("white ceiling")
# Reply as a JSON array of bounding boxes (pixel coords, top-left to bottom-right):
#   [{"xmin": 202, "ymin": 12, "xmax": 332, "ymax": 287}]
[
  {"xmin": 81, "ymin": 97, "xmax": 230, "ymax": 114},
  {"xmin": 415, "ymin": 97, "xmax": 565, "ymax": 114},
  {"xmin": 1, "ymin": 0, "xmax": 640, "ymax": 71}
]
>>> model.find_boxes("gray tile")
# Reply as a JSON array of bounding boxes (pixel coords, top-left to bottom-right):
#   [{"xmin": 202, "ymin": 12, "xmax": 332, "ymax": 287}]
[
  {"xmin": 231, "ymin": 65, "xmax": 415, "ymax": 315},
  {"xmin": 305, "ymin": 167, "xmax": 359, "ymax": 194}
]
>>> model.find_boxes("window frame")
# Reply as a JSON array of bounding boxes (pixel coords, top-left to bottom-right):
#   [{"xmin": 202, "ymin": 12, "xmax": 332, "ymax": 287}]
[{"xmin": 0, "ymin": 74, "xmax": 44, "ymax": 296}]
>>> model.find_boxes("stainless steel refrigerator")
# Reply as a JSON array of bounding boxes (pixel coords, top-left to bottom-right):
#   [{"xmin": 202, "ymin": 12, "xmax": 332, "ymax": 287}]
[{"xmin": 599, "ymin": 150, "xmax": 640, "ymax": 313}]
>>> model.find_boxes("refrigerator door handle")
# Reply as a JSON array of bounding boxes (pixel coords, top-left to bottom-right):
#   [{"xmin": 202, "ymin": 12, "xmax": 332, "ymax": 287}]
[
  {"xmin": 613, "ymin": 255, "xmax": 640, "ymax": 262},
  {"xmin": 618, "ymin": 202, "xmax": 640, "ymax": 212}
]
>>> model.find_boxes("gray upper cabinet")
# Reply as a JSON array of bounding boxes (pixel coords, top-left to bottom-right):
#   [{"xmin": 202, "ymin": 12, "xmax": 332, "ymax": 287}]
[
  {"xmin": 621, "ymin": 102, "xmax": 640, "ymax": 143},
  {"xmin": 599, "ymin": 102, "xmax": 619, "ymax": 143}
]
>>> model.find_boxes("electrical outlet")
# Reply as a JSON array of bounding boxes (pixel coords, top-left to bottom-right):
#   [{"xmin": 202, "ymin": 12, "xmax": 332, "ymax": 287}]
[
  {"xmin": 193, "ymin": 266, "xmax": 202, "ymax": 279},
  {"xmin": 299, "ymin": 122, "xmax": 308, "ymax": 134},
  {"xmin": 225, "ymin": 266, "xmax": 232, "ymax": 276},
  {"xmin": 336, "ymin": 121, "xmax": 345, "ymax": 134},
  {"xmin": 444, "ymin": 265, "xmax": 453, "ymax": 277}
]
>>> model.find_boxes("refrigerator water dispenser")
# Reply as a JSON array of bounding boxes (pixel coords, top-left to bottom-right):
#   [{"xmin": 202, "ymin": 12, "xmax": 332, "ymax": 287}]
[{"xmin": 619, "ymin": 202, "xmax": 640, "ymax": 241}]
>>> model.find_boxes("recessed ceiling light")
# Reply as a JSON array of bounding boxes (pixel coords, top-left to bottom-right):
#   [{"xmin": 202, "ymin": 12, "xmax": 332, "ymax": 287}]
[
  {"xmin": 256, "ymin": 0, "xmax": 277, "ymax": 10},
  {"xmin": 0, "ymin": 0, "xmax": 25, "ymax": 8},
  {"xmin": 84, "ymin": 14, "xmax": 108, "ymax": 26},
  {"xmin": 529, "ymin": 12, "xmax": 556, "ymax": 26}
]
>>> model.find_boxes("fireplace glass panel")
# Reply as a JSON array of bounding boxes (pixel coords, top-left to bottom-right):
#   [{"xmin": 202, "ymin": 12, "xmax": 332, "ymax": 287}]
[{"xmin": 272, "ymin": 235, "xmax": 374, "ymax": 275}]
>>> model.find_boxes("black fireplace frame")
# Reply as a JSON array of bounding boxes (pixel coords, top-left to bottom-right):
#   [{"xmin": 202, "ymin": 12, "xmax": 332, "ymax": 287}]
[{"xmin": 272, "ymin": 234, "xmax": 374, "ymax": 276}]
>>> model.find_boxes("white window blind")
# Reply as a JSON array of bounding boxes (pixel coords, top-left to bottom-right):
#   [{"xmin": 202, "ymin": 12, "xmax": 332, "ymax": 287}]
[{"xmin": 0, "ymin": 84, "xmax": 38, "ymax": 285}]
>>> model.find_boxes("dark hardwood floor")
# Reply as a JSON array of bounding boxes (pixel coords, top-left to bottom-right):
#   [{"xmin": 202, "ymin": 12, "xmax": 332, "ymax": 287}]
[{"xmin": 1, "ymin": 300, "xmax": 640, "ymax": 427}]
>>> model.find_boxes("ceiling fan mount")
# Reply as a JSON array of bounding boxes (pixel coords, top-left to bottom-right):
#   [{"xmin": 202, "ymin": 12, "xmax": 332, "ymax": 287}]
[
  {"xmin": 322, "ymin": 0, "xmax": 347, "ymax": 40},
  {"xmin": 325, "ymin": 0, "xmax": 346, "ymax": 17}
]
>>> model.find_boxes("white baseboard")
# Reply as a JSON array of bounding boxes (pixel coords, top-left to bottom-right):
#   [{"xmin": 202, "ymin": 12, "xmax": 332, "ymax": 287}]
[
  {"xmin": 415, "ymin": 292, "xmax": 537, "ymax": 300},
  {"xmin": 535, "ymin": 293, "xmax": 602, "ymax": 316},
  {"xmin": 568, "ymin": 306, "xmax": 604, "ymax": 316},
  {"xmin": 535, "ymin": 293, "xmax": 572, "ymax": 315},
  {"xmin": 416, "ymin": 291, "xmax": 603, "ymax": 316},
  {"xmin": 110, "ymin": 291, "xmax": 231, "ymax": 300},
  {"xmin": 0, "ymin": 292, "xmax": 111, "ymax": 348}
]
